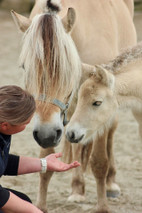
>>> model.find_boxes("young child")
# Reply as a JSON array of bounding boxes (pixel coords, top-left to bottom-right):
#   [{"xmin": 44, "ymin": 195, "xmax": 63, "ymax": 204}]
[{"xmin": 0, "ymin": 85, "xmax": 80, "ymax": 213}]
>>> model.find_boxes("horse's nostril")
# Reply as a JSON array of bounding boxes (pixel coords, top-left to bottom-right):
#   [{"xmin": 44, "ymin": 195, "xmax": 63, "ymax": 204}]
[
  {"xmin": 56, "ymin": 129, "xmax": 62, "ymax": 140},
  {"xmin": 33, "ymin": 130, "xmax": 38, "ymax": 141}
]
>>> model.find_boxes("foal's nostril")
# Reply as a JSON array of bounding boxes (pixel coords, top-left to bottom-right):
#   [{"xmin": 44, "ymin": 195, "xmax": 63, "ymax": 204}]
[
  {"xmin": 56, "ymin": 129, "xmax": 62, "ymax": 140},
  {"xmin": 68, "ymin": 131, "xmax": 75, "ymax": 140}
]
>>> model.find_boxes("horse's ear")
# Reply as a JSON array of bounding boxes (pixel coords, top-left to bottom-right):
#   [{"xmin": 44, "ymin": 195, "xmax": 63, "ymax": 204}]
[
  {"xmin": 62, "ymin": 7, "xmax": 76, "ymax": 33},
  {"xmin": 95, "ymin": 65, "xmax": 115, "ymax": 89},
  {"xmin": 11, "ymin": 10, "xmax": 31, "ymax": 32}
]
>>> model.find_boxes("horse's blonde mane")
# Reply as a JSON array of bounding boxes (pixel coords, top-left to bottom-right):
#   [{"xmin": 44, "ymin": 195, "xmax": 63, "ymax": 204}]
[
  {"xmin": 102, "ymin": 42, "xmax": 142, "ymax": 73},
  {"xmin": 20, "ymin": 12, "xmax": 81, "ymax": 101}
]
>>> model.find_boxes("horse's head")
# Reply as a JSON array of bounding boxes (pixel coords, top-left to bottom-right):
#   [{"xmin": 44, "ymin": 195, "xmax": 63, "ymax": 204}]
[
  {"xmin": 66, "ymin": 65, "xmax": 118, "ymax": 145},
  {"xmin": 11, "ymin": 0, "xmax": 82, "ymax": 148}
]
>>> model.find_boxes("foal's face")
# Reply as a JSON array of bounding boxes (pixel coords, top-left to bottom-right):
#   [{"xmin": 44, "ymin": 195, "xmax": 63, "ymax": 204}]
[{"xmin": 66, "ymin": 75, "xmax": 118, "ymax": 144}]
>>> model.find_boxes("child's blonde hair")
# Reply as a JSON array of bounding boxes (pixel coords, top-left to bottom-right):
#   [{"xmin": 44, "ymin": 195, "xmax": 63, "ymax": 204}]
[{"xmin": 0, "ymin": 85, "xmax": 36, "ymax": 125}]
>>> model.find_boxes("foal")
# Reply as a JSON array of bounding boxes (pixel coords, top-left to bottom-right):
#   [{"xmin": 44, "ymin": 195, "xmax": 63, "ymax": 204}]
[{"xmin": 66, "ymin": 42, "xmax": 142, "ymax": 213}]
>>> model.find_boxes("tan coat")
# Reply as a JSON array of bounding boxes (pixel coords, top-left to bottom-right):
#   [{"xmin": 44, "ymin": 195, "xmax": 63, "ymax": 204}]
[{"xmin": 11, "ymin": 1, "xmax": 137, "ymax": 213}]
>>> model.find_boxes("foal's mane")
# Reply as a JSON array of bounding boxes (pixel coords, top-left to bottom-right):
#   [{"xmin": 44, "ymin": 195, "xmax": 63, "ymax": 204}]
[
  {"xmin": 102, "ymin": 42, "xmax": 142, "ymax": 73},
  {"xmin": 20, "ymin": 7, "xmax": 81, "ymax": 100}
]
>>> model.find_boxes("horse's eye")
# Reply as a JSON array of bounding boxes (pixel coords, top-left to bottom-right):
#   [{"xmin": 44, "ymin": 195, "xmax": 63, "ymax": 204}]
[{"xmin": 92, "ymin": 101, "xmax": 102, "ymax": 106}]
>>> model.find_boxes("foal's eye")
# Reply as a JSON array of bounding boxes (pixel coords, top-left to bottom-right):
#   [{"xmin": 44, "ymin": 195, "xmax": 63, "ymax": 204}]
[{"xmin": 92, "ymin": 101, "xmax": 102, "ymax": 106}]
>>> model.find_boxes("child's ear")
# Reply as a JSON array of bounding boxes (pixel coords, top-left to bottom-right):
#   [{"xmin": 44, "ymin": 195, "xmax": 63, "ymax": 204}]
[{"xmin": 0, "ymin": 122, "xmax": 10, "ymax": 131}]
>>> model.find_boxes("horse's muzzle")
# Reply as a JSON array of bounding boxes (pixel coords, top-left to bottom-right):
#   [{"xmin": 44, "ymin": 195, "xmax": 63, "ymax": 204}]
[{"xmin": 33, "ymin": 129, "xmax": 62, "ymax": 148}]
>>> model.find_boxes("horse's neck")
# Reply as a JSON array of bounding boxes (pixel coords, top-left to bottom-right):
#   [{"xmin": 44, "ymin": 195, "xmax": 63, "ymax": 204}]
[{"xmin": 115, "ymin": 58, "xmax": 142, "ymax": 109}]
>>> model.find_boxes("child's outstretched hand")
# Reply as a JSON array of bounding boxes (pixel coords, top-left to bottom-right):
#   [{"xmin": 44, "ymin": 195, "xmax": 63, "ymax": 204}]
[{"xmin": 45, "ymin": 152, "xmax": 80, "ymax": 172}]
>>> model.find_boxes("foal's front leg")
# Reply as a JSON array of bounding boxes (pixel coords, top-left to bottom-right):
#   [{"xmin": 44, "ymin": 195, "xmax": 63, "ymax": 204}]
[
  {"xmin": 68, "ymin": 143, "xmax": 86, "ymax": 202},
  {"xmin": 62, "ymin": 135, "xmax": 92, "ymax": 202},
  {"xmin": 36, "ymin": 147, "xmax": 55, "ymax": 213},
  {"xmin": 106, "ymin": 117, "xmax": 120, "ymax": 198},
  {"xmin": 90, "ymin": 131, "xmax": 110, "ymax": 213}
]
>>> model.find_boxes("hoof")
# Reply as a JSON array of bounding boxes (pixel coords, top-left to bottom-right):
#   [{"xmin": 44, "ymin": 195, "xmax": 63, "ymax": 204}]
[
  {"xmin": 106, "ymin": 183, "xmax": 121, "ymax": 198},
  {"xmin": 67, "ymin": 193, "xmax": 85, "ymax": 203}
]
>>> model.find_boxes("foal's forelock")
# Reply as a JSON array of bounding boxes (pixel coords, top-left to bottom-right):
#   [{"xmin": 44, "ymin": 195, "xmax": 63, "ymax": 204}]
[{"xmin": 20, "ymin": 12, "xmax": 82, "ymax": 101}]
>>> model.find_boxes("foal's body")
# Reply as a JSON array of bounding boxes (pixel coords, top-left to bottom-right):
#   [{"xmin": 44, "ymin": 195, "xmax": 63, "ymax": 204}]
[
  {"xmin": 66, "ymin": 43, "xmax": 142, "ymax": 212},
  {"xmin": 11, "ymin": 0, "xmax": 137, "ymax": 212}
]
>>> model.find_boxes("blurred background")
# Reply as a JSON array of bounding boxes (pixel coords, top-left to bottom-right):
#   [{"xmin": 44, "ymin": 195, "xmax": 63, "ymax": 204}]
[
  {"xmin": 135, "ymin": 0, "xmax": 142, "ymax": 11},
  {"xmin": 0, "ymin": 0, "xmax": 34, "ymax": 13},
  {"xmin": 0, "ymin": 1, "xmax": 142, "ymax": 213},
  {"xmin": 0, "ymin": 0, "xmax": 142, "ymax": 13}
]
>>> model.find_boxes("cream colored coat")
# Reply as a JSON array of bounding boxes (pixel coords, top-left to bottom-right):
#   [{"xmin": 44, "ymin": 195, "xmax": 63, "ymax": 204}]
[{"xmin": 11, "ymin": 0, "xmax": 137, "ymax": 213}]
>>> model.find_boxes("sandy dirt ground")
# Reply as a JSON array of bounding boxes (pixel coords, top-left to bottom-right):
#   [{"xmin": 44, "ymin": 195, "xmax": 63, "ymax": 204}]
[{"xmin": 0, "ymin": 9, "xmax": 142, "ymax": 213}]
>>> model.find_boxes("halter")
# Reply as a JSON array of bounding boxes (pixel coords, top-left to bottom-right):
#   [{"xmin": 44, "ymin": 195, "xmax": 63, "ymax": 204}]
[
  {"xmin": 37, "ymin": 92, "xmax": 73, "ymax": 126},
  {"xmin": 52, "ymin": 99, "xmax": 69, "ymax": 126}
]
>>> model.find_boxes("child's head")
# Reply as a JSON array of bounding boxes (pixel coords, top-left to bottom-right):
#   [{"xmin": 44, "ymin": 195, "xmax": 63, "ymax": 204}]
[{"xmin": 0, "ymin": 85, "xmax": 36, "ymax": 134}]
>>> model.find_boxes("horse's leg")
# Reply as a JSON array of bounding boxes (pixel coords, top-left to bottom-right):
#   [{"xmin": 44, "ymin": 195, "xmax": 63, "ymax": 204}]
[
  {"xmin": 106, "ymin": 117, "xmax": 121, "ymax": 198},
  {"xmin": 90, "ymin": 131, "xmax": 110, "ymax": 213},
  {"xmin": 132, "ymin": 110, "xmax": 142, "ymax": 140},
  {"xmin": 68, "ymin": 142, "xmax": 91, "ymax": 202},
  {"xmin": 36, "ymin": 147, "xmax": 55, "ymax": 213}
]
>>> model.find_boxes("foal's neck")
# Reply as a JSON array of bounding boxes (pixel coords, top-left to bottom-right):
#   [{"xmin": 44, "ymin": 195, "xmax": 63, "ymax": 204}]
[{"xmin": 115, "ymin": 58, "xmax": 142, "ymax": 109}]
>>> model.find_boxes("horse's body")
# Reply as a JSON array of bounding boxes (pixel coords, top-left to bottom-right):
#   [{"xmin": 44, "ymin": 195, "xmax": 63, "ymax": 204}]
[
  {"xmin": 11, "ymin": 0, "xmax": 137, "ymax": 212},
  {"xmin": 14, "ymin": 0, "xmax": 136, "ymax": 65},
  {"xmin": 66, "ymin": 43, "xmax": 142, "ymax": 211}
]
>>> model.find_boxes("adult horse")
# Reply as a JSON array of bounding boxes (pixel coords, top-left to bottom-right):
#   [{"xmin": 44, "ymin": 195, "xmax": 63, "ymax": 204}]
[
  {"xmin": 66, "ymin": 42, "xmax": 142, "ymax": 212},
  {"xmin": 11, "ymin": 0, "xmax": 136, "ymax": 212}
]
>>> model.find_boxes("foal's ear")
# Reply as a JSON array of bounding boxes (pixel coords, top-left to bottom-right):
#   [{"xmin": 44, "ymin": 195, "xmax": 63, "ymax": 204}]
[
  {"xmin": 11, "ymin": 10, "xmax": 31, "ymax": 32},
  {"xmin": 62, "ymin": 7, "xmax": 76, "ymax": 33},
  {"xmin": 95, "ymin": 65, "xmax": 115, "ymax": 89},
  {"xmin": 80, "ymin": 63, "xmax": 96, "ymax": 84}
]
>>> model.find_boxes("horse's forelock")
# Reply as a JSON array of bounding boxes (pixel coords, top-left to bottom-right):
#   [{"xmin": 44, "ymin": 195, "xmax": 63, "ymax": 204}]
[
  {"xmin": 40, "ymin": 13, "xmax": 81, "ymax": 96},
  {"xmin": 21, "ymin": 12, "xmax": 81, "ymax": 100},
  {"xmin": 41, "ymin": 14, "xmax": 54, "ymax": 78}
]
